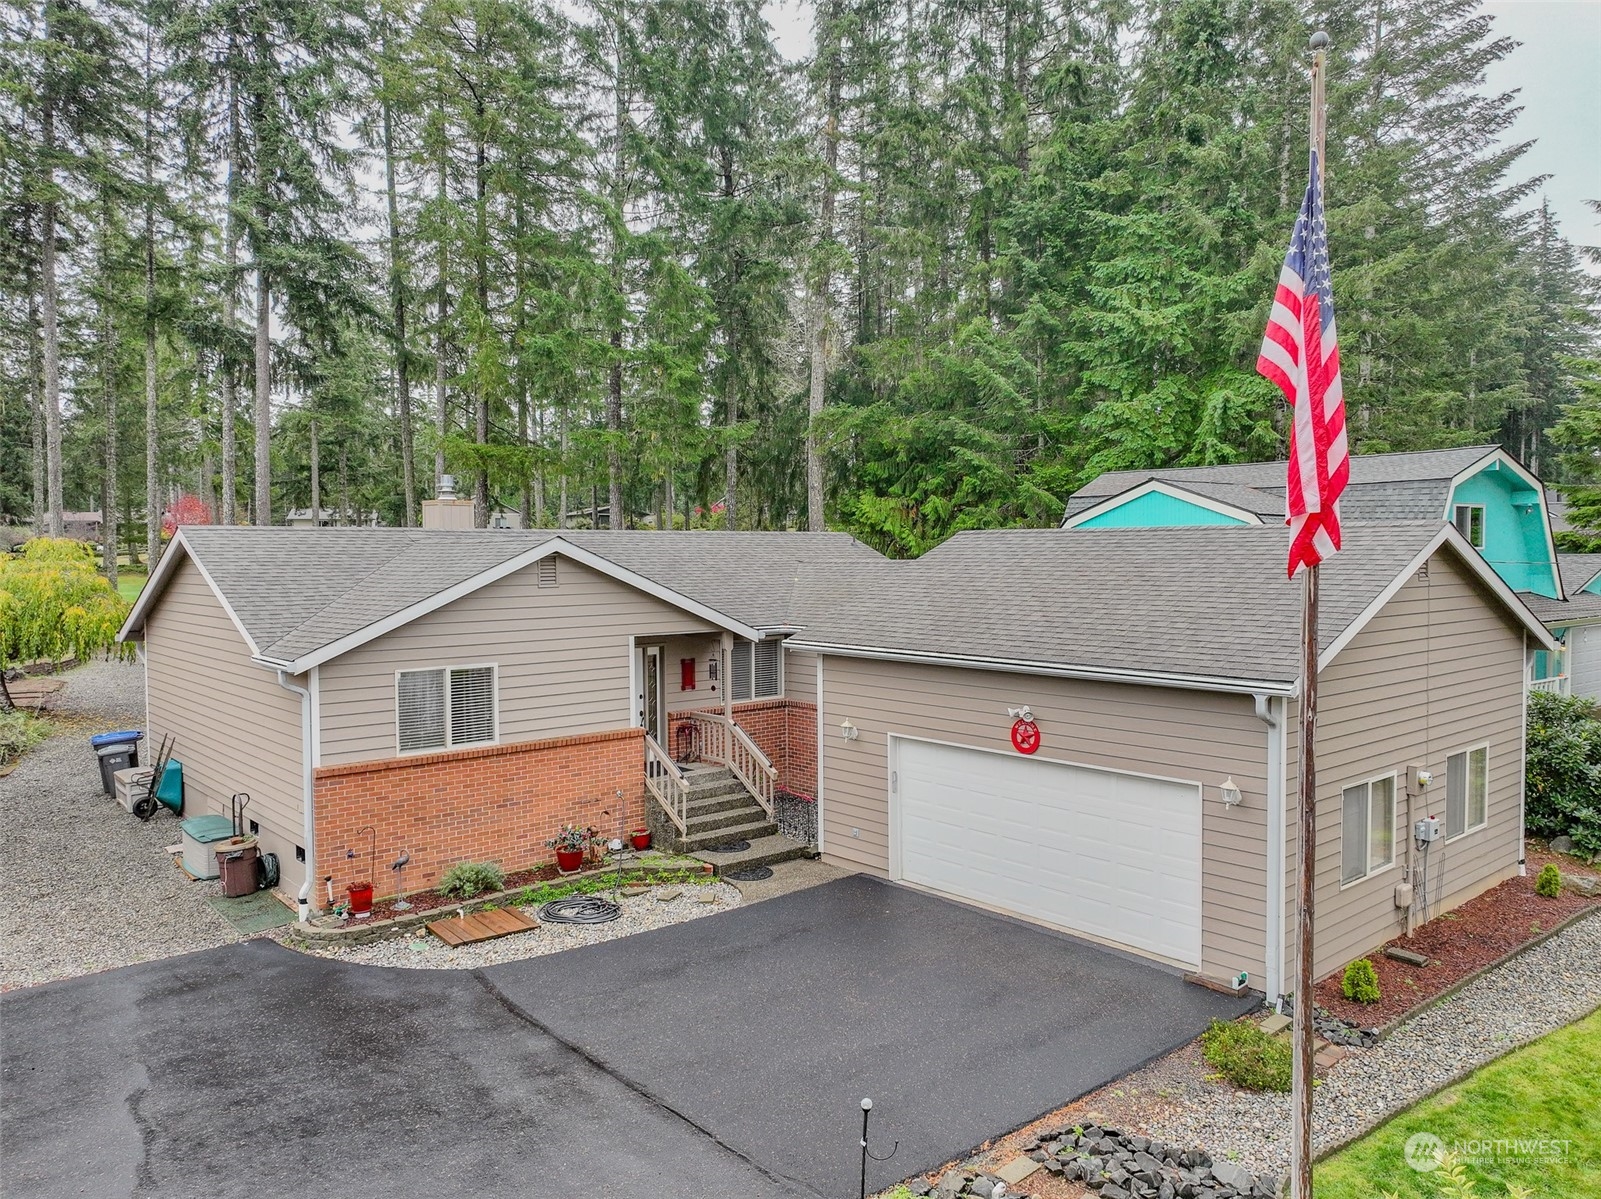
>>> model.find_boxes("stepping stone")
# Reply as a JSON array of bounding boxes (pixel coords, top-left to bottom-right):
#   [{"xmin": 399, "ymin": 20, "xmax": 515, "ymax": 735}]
[
  {"xmin": 1258, "ymin": 1013, "xmax": 1291, "ymax": 1035},
  {"xmin": 654, "ymin": 888, "xmax": 682, "ymax": 902},
  {"xmin": 995, "ymin": 1156, "xmax": 1041, "ymax": 1184},
  {"xmin": 1314, "ymin": 1044, "xmax": 1352, "ymax": 1071},
  {"xmin": 620, "ymin": 885, "xmax": 650, "ymax": 897},
  {"xmin": 1384, "ymin": 946, "xmax": 1430, "ymax": 967},
  {"xmin": 695, "ymin": 890, "xmax": 718, "ymax": 903}
]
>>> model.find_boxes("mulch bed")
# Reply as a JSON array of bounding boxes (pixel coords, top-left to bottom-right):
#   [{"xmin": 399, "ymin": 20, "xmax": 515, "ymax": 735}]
[
  {"xmin": 1313, "ymin": 846, "xmax": 1598, "ymax": 1026},
  {"xmin": 363, "ymin": 860, "xmax": 568, "ymax": 922}
]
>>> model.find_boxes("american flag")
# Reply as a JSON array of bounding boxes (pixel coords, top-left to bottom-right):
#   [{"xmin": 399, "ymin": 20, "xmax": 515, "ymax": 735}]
[{"xmin": 1257, "ymin": 150, "xmax": 1349, "ymax": 577}]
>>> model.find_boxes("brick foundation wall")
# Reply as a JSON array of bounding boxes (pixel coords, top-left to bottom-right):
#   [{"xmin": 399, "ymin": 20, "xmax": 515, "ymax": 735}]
[
  {"xmin": 668, "ymin": 700, "xmax": 817, "ymax": 798},
  {"xmin": 313, "ymin": 727, "xmax": 646, "ymax": 903}
]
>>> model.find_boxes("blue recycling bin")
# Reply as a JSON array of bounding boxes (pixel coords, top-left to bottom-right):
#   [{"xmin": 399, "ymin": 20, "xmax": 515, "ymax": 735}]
[{"xmin": 90, "ymin": 730, "xmax": 143, "ymax": 796}]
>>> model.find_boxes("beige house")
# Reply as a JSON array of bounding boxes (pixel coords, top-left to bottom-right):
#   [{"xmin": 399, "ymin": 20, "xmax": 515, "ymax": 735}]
[
  {"xmin": 788, "ymin": 522, "xmax": 1551, "ymax": 993},
  {"xmin": 120, "ymin": 519, "xmax": 1549, "ymax": 998}
]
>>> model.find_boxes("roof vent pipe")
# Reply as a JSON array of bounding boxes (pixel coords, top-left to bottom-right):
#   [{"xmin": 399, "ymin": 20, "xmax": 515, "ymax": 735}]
[{"xmin": 439, "ymin": 474, "xmax": 457, "ymax": 500}]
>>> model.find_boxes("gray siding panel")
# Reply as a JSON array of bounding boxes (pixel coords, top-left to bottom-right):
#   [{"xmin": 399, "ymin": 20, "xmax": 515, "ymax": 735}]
[
  {"xmin": 144, "ymin": 558, "xmax": 308, "ymax": 895},
  {"xmin": 317, "ymin": 560, "xmax": 717, "ymax": 764},
  {"xmin": 1286, "ymin": 550, "xmax": 1526, "ymax": 980},
  {"xmin": 818, "ymin": 659, "xmax": 1272, "ymax": 986}
]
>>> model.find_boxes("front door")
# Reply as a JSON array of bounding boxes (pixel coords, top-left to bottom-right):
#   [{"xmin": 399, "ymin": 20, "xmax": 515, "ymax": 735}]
[{"xmin": 638, "ymin": 645, "xmax": 665, "ymax": 744}]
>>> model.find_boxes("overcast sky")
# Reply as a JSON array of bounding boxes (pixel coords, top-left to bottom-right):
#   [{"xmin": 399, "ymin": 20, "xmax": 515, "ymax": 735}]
[{"xmin": 759, "ymin": 0, "xmax": 1601, "ymax": 250}]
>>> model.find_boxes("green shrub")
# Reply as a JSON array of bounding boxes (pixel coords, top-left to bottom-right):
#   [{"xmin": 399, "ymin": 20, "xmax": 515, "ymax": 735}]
[
  {"xmin": 1342, "ymin": 958, "xmax": 1381, "ymax": 1004},
  {"xmin": 437, "ymin": 860, "xmax": 506, "ymax": 899},
  {"xmin": 1536, "ymin": 863, "xmax": 1563, "ymax": 898},
  {"xmin": 1200, "ymin": 1019, "xmax": 1291, "ymax": 1092},
  {"xmin": 1526, "ymin": 690, "xmax": 1601, "ymax": 857},
  {"xmin": 0, "ymin": 710, "xmax": 50, "ymax": 766}
]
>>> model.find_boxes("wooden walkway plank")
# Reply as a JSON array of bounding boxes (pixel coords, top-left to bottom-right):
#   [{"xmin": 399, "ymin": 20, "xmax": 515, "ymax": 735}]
[{"xmin": 426, "ymin": 906, "xmax": 537, "ymax": 946}]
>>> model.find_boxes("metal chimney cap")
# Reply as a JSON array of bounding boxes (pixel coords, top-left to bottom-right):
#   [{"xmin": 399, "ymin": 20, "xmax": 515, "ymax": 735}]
[{"xmin": 439, "ymin": 474, "xmax": 456, "ymax": 499}]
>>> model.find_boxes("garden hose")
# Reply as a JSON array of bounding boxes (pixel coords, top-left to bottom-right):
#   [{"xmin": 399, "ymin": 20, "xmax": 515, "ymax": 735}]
[{"xmin": 538, "ymin": 895, "xmax": 622, "ymax": 924}]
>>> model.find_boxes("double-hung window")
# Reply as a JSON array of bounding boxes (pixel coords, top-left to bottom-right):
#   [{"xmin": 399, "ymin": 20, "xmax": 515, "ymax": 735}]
[
  {"xmin": 396, "ymin": 665, "xmax": 497, "ymax": 753},
  {"xmin": 730, "ymin": 639, "xmax": 782, "ymax": 701},
  {"xmin": 1452, "ymin": 504, "xmax": 1486, "ymax": 549},
  {"xmin": 1445, "ymin": 746, "xmax": 1488, "ymax": 838},
  {"xmin": 1341, "ymin": 774, "xmax": 1396, "ymax": 885}
]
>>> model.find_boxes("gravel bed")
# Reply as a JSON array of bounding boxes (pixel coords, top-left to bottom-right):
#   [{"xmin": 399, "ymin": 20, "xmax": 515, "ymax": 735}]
[
  {"xmin": 0, "ymin": 659, "xmax": 239, "ymax": 991},
  {"xmin": 1137, "ymin": 909, "xmax": 1601, "ymax": 1177},
  {"xmin": 282, "ymin": 881, "xmax": 743, "ymax": 969}
]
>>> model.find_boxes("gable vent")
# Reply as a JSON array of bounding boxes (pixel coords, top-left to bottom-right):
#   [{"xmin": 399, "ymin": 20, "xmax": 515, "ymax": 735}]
[{"xmin": 537, "ymin": 557, "xmax": 558, "ymax": 588}]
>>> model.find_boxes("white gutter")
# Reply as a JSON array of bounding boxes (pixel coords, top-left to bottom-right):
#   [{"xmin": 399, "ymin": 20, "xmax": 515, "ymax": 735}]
[
  {"xmin": 785, "ymin": 640, "xmax": 1297, "ymax": 697},
  {"xmin": 1255, "ymin": 693, "xmax": 1287, "ymax": 1004},
  {"xmin": 276, "ymin": 670, "xmax": 316, "ymax": 922}
]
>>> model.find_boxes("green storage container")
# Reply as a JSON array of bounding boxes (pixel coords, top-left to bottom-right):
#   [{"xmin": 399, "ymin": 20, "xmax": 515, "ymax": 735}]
[{"xmin": 180, "ymin": 815, "xmax": 236, "ymax": 880}]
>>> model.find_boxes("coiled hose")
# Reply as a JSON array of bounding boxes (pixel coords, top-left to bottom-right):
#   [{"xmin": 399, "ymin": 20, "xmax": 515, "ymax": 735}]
[{"xmin": 538, "ymin": 895, "xmax": 622, "ymax": 924}]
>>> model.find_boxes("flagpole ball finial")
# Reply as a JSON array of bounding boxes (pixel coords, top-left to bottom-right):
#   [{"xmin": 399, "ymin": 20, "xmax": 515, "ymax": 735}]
[{"xmin": 1309, "ymin": 30, "xmax": 1331, "ymax": 51}]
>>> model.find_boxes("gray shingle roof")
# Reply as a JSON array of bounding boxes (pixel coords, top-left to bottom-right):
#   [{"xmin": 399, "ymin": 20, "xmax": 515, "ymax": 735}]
[
  {"xmin": 1558, "ymin": 553, "xmax": 1601, "ymax": 596},
  {"xmin": 159, "ymin": 528, "xmax": 881, "ymax": 664},
  {"xmin": 793, "ymin": 523, "xmax": 1465, "ymax": 687},
  {"xmin": 1070, "ymin": 445, "xmax": 1499, "ymax": 500}
]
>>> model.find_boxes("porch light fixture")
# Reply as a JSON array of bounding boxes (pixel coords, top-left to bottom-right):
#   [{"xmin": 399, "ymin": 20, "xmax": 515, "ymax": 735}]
[
  {"xmin": 1220, "ymin": 777, "xmax": 1243, "ymax": 807},
  {"xmin": 840, "ymin": 719, "xmax": 859, "ymax": 741}
]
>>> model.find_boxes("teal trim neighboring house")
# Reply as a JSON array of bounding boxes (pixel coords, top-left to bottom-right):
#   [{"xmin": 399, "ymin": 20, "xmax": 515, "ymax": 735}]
[
  {"xmin": 1072, "ymin": 489, "xmax": 1253, "ymax": 528},
  {"xmin": 1447, "ymin": 464, "xmax": 1559, "ymax": 598}
]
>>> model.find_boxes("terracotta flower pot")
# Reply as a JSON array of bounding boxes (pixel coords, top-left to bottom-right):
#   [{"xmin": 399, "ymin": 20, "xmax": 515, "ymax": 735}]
[
  {"xmin": 347, "ymin": 881, "xmax": 374, "ymax": 916},
  {"xmin": 631, "ymin": 830, "xmax": 652, "ymax": 851},
  {"xmin": 555, "ymin": 848, "xmax": 584, "ymax": 873}
]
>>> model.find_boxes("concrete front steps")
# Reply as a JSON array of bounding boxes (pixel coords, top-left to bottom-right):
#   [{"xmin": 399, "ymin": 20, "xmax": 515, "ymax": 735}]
[{"xmin": 668, "ymin": 766, "xmax": 811, "ymax": 874}]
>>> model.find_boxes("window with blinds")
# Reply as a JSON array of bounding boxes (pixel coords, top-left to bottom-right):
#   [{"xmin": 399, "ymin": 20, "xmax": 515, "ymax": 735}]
[
  {"xmin": 397, "ymin": 666, "xmax": 497, "ymax": 753},
  {"xmin": 730, "ymin": 639, "xmax": 782, "ymax": 701}
]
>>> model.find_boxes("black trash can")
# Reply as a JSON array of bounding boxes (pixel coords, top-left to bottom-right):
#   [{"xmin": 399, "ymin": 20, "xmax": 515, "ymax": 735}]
[{"xmin": 90, "ymin": 730, "xmax": 143, "ymax": 796}]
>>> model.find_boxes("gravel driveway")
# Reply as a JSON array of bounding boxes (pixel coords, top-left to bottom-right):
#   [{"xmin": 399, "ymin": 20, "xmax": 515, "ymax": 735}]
[{"xmin": 0, "ymin": 660, "xmax": 238, "ymax": 991}]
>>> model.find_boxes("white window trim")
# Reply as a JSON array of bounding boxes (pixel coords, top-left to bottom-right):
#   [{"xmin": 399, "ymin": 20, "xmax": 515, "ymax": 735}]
[
  {"xmin": 731, "ymin": 639, "xmax": 784, "ymax": 702},
  {"xmin": 1445, "ymin": 743, "xmax": 1490, "ymax": 841},
  {"xmin": 394, "ymin": 663, "xmax": 500, "ymax": 755},
  {"xmin": 1339, "ymin": 771, "xmax": 1398, "ymax": 889},
  {"xmin": 1452, "ymin": 503, "xmax": 1486, "ymax": 549}
]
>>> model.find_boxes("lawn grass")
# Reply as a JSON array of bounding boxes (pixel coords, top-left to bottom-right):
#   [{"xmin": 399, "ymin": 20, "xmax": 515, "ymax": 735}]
[
  {"xmin": 115, "ymin": 571, "xmax": 147, "ymax": 602},
  {"xmin": 1315, "ymin": 1008, "xmax": 1601, "ymax": 1198}
]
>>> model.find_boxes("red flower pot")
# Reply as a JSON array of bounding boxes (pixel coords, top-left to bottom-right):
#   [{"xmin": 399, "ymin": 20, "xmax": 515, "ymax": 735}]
[
  {"xmin": 631, "ymin": 831, "xmax": 652, "ymax": 851},
  {"xmin": 347, "ymin": 881, "xmax": 374, "ymax": 916},
  {"xmin": 555, "ymin": 848, "xmax": 584, "ymax": 873}
]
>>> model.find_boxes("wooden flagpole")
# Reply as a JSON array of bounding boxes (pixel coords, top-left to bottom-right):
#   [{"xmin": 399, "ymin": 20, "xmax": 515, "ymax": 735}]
[{"xmin": 1291, "ymin": 31, "xmax": 1330, "ymax": 1199}]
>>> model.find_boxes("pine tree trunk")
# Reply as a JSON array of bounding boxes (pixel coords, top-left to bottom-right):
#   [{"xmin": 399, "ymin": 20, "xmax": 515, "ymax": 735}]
[
  {"xmin": 220, "ymin": 62, "xmax": 240, "ymax": 525},
  {"xmin": 145, "ymin": 210, "xmax": 160, "ymax": 566},
  {"xmin": 28, "ymin": 273, "xmax": 45, "ymax": 538},
  {"xmin": 40, "ymin": 40, "xmax": 65, "ymax": 538},
  {"xmin": 434, "ymin": 127, "xmax": 449, "ymax": 493},
  {"xmin": 472, "ymin": 110, "xmax": 490, "ymax": 529},
  {"xmin": 806, "ymin": 0, "xmax": 843, "ymax": 533},
  {"xmin": 382, "ymin": 91, "xmax": 416, "ymax": 527},
  {"xmin": 100, "ymin": 196, "xmax": 119, "ymax": 586},
  {"xmin": 558, "ymin": 409, "xmax": 569, "ymax": 528},
  {"xmin": 607, "ymin": 28, "xmax": 627, "ymax": 529},
  {"xmin": 252, "ymin": 95, "xmax": 272, "ymax": 525},
  {"xmin": 309, "ymin": 415, "xmax": 320, "ymax": 525}
]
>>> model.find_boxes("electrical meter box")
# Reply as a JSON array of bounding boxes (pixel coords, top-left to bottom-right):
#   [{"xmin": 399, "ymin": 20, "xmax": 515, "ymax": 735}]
[{"xmin": 1415, "ymin": 816, "xmax": 1442, "ymax": 843}]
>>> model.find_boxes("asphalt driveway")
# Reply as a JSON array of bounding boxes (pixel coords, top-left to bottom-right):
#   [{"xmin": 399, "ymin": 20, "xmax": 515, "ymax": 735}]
[{"xmin": 1, "ymin": 875, "xmax": 1251, "ymax": 1198}]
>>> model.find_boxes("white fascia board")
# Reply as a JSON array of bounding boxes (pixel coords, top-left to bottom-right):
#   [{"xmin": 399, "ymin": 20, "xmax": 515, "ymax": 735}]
[
  {"xmin": 116, "ymin": 530, "xmax": 263, "ymax": 657},
  {"xmin": 782, "ymin": 640, "xmax": 1296, "ymax": 696},
  {"xmin": 270, "ymin": 537, "xmax": 763, "ymax": 673},
  {"xmin": 1062, "ymin": 480, "xmax": 1267, "ymax": 530},
  {"xmin": 1318, "ymin": 525, "xmax": 1558, "ymax": 671},
  {"xmin": 1444, "ymin": 448, "xmax": 1565, "ymax": 601}
]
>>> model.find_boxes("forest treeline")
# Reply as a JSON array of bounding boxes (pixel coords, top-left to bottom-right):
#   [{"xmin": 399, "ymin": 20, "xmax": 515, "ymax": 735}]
[{"xmin": 2, "ymin": 0, "xmax": 1598, "ymax": 565}]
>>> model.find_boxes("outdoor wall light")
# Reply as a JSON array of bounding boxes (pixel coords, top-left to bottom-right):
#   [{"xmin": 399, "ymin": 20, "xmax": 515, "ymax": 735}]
[
  {"xmin": 1220, "ymin": 777, "xmax": 1243, "ymax": 807},
  {"xmin": 840, "ymin": 719, "xmax": 859, "ymax": 741}
]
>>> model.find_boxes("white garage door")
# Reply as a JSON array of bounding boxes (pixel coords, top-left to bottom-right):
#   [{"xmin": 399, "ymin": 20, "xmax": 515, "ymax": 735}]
[
  {"xmin": 1570, "ymin": 625, "xmax": 1601, "ymax": 702},
  {"xmin": 892, "ymin": 738, "xmax": 1202, "ymax": 967}
]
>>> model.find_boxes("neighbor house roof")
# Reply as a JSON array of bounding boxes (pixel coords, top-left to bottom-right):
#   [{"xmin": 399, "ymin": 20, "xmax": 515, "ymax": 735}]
[
  {"xmin": 1558, "ymin": 553, "xmax": 1601, "ymax": 595},
  {"xmin": 1518, "ymin": 554, "xmax": 1601, "ymax": 625},
  {"xmin": 119, "ymin": 528, "xmax": 883, "ymax": 670},
  {"xmin": 1061, "ymin": 445, "xmax": 1503, "ymax": 523},
  {"xmin": 789, "ymin": 522, "xmax": 1554, "ymax": 693}
]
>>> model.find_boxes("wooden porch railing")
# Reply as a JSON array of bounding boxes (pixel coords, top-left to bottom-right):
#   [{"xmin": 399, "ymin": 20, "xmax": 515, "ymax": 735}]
[
  {"xmin": 687, "ymin": 711, "xmax": 776, "ymax": 820},
  {"xmin": 643, "ymin": 733, "xmax": 690, "ymax": 833},
  {"xmin": 1529, "ymin": 674, "xmax": 1570, "ymax": 696}
]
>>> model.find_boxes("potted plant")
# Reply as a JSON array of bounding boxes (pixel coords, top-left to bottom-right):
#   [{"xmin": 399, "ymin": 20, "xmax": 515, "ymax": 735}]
[
  {"xmin": 631, "ymin": 828, "xmax": 652, "ymax": 851},
  {"xmin": 347, "ymin": 879, "xmax": 374, "ymax": 917},
  {"xmin": 547, "ymin": 825, "xmax": 590, "ymax": 873}
]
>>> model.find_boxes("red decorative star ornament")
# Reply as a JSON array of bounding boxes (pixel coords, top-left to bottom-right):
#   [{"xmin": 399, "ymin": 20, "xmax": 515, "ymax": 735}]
[{"xmin": 1010, "ymin": 719, "xmax": 1040, "ymax": 755}]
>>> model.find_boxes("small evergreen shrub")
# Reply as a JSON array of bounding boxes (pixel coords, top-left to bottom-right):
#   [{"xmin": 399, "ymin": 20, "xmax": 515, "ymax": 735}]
[
  {"xmin": 1342, "ymin": 958, "xmax": 1381, "ymax": 1004},
  {"xmin": 1536, "ymin": 863, "xmax": 1563, "ymax": 898},
  {"xmin": 0, "ymin": 711, "xmax": 50, "ymax": 766},
  {"xmin": 1526, "ymin": 690, "xmax": 1601, "ymax": 857},
  {"xmin": 1199, "ymin": 1019, "xmax": 1291, "ymax": 1092},
  {"xmin": 437, "ymin": 860, "xmax": 506, "ymax": 899}
]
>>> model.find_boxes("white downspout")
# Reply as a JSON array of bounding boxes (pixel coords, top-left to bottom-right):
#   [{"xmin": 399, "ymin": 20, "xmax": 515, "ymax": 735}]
[
  {"xmin": 1255, "ymin": 693, "xmax": 1286, "ymax": 1006},
  {"xmin": 277, "ymin": 670, "xmax": 316, "ymax": 921}
]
